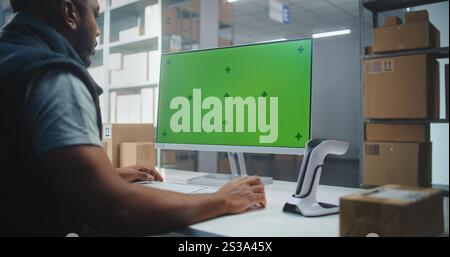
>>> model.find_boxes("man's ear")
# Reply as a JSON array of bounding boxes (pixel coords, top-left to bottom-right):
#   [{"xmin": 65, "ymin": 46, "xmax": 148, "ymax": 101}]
[{"xmin": 59, "ymin": 0, "xmax": 81, "ymax": 30}]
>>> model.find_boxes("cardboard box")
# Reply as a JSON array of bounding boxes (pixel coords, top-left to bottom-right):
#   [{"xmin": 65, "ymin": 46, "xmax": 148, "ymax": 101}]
[
  {"xmin": 384, "ymin": 16, "xmax": 402, "ymax": 26},
  {"xmin": 176, "ymin": 159, "xmax": 197, "ymax": 171},
  {"xmin": 162, "ymin": 150, "xmax": 177, "ymax": 165},
  {"xmin": 275, "ymin": 155, "xmax": 299, "ymax": 161},
  {"xmin": 182, "ymin": 18, "xmax": 199, "ymax": 42},
  {"xmin": 163, "ymin": 7, "xmax": 180, "ymax": 35},
  {"xmin": 363, "ymin": 142, "xmax": 431, "ymax": 187},
  {"xmin": 219, "ymin": 37, "xmax": 233, "ymax": 47},
  {"xmin": 103, "ymin": 124, "xmax": 154, "ymax": 168},
  {"xmin": 219, "ymin": 0, "xmax": 233, "ymax": 25},
  {"xmin": 120, "ymin": 142, "xmax": 156, "ymax": 169},
  {"xmin": 119, "ymin": 27, "xmax": 140, "ymax": 42},
  {"xmin": 88, "ymin": 66, "xmax": 106, "ymax": 87},
  {"xmin": 163, "ymin": 34, "xmax": 182, "ymax": 52},
  {"xmin": 192, "ymin": 0, "xmax": 200, "ymax": 13},
  {"xmin": 218, "ymin": 158, "xmax": 230, "ymax": 173},
  {"xmin": 365, "ymin": 124, "xmax": 429, "ymax": 142},
  {"xmin": 110, "ymin": 52, "xmax": 148, "ymax": 85},
  {"xmin": 179, "ymin": 0, "xmax": 200, "ymax": 14},
  {"xmin": 110, "ymin": 53, "xmax": 122, "ymax": 71},
  {"xmin": 103, "ymin": 140, "xmax": 113, "ymax": 162},
  {"xmin": 145, "ymin": 4, "xmax": 161, "ymax": 38},
  {"xmin": 177, "ymin": 0, "xmax": 228, "ymax": 23},
  {"xmin": 405, "ymin": 10, "xmax": 429, "ymax": 24},
  {"xmin": 340, "ymin": 184, "xmax": 444, "ymax": 237},
  {"xmin": 364, "ymin": 54, "xmax": 440, "ymax": 119},
  {"xmin": 373, "ymin": 21, "xmax": 440, "ymax": 52}
]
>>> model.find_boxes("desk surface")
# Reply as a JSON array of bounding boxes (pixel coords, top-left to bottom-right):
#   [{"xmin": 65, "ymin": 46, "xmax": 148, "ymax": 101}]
[{"xmin": 158, "ymin": 169, "xmax": 450, "ymax": 237}]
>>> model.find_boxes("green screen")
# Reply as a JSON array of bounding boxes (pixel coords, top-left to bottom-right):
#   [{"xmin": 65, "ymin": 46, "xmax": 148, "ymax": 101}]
[{"xmin": 157, "ymin": 39, "xmax": 312, "ymax": 149}]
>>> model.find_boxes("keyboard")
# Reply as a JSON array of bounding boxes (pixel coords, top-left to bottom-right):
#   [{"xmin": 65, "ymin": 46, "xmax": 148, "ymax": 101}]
[
  {"xmin": 137, "ymin": 181, "xmax": 211, "ymax": 194},
  {"xmin": 188, "ymin": 174, "xmax": 273, "ymax": 187}
]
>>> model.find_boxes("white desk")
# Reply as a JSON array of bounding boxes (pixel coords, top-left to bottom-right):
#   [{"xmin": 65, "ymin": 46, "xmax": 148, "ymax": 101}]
[{"xmin": 154, "ymin": 168, "xmax": 449, "ymax": 237}]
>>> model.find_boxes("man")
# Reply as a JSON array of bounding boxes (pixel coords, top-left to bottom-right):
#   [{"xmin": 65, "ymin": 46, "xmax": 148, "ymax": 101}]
[{"xmin": 0, "ymin": 0, "xmax": 266, "ymax": 236}]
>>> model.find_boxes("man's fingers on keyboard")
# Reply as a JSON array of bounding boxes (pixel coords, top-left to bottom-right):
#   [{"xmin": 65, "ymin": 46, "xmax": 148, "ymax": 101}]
[
  {"xmin": 149, "ymin": 169, "xmax": 164, "ymax": 181},
  {"xmin": 251, "ymin": 185, "xmax": 265, "ymax": 194},
  {"xmin": 252, "ymin": 193, "xmax": 266, "ymax": 208},
  {"xmin": 138, "ymin": 172, "xmax": 155, "ymax": 181},
  {"xmin": 242, "ymin": 176, "xmax": 263, "ymax": 186}
]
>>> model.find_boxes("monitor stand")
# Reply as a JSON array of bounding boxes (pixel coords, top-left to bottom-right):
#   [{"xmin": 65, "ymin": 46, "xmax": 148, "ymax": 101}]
[{"xmin": 187, "ymin": 152, "xmax": 273, "ymax": 187}]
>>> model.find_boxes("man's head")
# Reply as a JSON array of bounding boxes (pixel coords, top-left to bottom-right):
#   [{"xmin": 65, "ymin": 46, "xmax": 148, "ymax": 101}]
[{"xmin": 10, "ymin": 0, "xmax": 101, "ymax": 67}]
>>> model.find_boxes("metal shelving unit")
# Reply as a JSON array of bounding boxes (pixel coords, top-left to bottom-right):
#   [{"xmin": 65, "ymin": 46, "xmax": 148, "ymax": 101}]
[
  {"xmin": 364, "ymin": 0, "xmax": 448, "ymax": 14},
  {"xmin": 109, "ymin": 35, "xmax": 159, "ymax": 53},
  {"xmin": 163, "ymin": 0, "xmax": 234, "ymax": 52},
  {"xmin": 365, "ymin": 118, "xmax": 449, "ymax": 124},
  {"xmin": 109, "ymin": 81, "xmax": 158, "ymax": 90},
  {"xmin": 88, "ymin": 0, "xmax": 162, "ymax": 124},
  {"xmin": 360, "ymin": 0, "xmax": 449, "ymax": 195},
  {"xmin": 365, "ymin": 46, "xmax": 449, "ymax": 59},
  {"xmin": 364, "ymin": 0, "xmax": 448, "ymax": 29}
]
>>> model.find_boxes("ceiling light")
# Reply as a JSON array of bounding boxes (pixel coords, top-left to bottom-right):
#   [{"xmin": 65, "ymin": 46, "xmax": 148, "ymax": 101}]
[
  {"xmin": 258, "ymin": 38, "xmax": 287, "ymax": 43},
  {"xmin": 312, "ymin": 29, "xmax": 351, "ymax": 39}
]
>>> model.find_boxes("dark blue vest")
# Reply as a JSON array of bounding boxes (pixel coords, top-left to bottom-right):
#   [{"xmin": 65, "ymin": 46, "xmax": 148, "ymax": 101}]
[{"xmin": 0, "ymin": 12, "xmax": 103, "ymax": 236}]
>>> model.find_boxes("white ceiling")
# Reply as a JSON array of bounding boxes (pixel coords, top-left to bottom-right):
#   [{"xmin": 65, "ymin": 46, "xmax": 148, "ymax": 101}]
[{"xmin": 230, "ymin": 0, "xmax": 362, "ymax": 44}]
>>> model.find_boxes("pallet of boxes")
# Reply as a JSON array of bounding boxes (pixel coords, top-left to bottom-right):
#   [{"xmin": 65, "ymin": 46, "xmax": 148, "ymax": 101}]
[
  {"xmin": 339, "ymin": 10, "xmax": 445, "ymax": 237},
  {"xmin": 102, "ymin": 124, "xmax": 157, "ymax": 172}
]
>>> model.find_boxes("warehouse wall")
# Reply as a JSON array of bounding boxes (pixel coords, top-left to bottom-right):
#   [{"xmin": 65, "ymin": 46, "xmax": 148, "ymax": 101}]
[{"xmin": 311, "ymin": 32, "xmax": 361, "ymax": 159}]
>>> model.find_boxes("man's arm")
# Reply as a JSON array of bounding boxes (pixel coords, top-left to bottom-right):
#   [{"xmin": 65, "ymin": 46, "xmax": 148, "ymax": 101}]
[{"xmin": 40, "ymin": 145, "xmax": 266, "ymax": 236}]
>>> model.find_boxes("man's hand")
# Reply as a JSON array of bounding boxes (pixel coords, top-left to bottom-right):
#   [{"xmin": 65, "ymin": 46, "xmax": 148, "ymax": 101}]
[
  {"xmin": 116, "ymin": 166, "xmax": 164, "ymax": 183},
  {"xmin": 214, "ymin": 176, "xmax": 267, "ymax": 214}
]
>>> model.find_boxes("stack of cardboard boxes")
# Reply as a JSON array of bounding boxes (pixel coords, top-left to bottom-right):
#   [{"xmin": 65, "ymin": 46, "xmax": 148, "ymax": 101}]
[
  {"xmin": 162, "ymin": 0, "xmax": 234, "ymax": 51},
  {"xmin": 107, "ymin": 2, "xmax": 162, "ymax": 86},
  {"xmin": 102, "ymin": 124, "xmax": 156, "ymax": 170},
  {"xmin": 363, "ymin": 10, "xmax": 441, "ymax": 187}
]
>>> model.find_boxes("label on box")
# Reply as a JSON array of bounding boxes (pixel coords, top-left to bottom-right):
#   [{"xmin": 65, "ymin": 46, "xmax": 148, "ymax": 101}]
[
  {"xmin": 170, "ymin": 35, "xmax": 182, "ymax": 50},
  {"xmin": 366, "ymin": 144, "xmax": 380, "ymax": 155},
  {"xmin": 366, "ymin": 60, "xmax": 395, "ymax": 74},
  {"xmin": 382, "ymin": 60, "xmax": 394, "ymax": 72},
  {"xmin": 103, "ymin": 124, "xmax": 112, "ymax": 140},
  {"xmin": 365, "ymin": 188, "xmax": 431, "ymax": 202}
]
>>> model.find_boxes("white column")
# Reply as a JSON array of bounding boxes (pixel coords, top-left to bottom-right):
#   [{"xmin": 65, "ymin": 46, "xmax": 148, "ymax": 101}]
[
  {"xmin": 197, "ymin": 0, "xmax": 219, "ymax": 173},
  {"xmin": 199, "ymin": 0, "xmax": 219, "ymax": 49}
]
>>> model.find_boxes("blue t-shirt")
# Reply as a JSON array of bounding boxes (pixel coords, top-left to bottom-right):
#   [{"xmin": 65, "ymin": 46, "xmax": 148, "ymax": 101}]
[{"xmin": 25, "ymin": 70, "xmax": 103, "ymax": 157}]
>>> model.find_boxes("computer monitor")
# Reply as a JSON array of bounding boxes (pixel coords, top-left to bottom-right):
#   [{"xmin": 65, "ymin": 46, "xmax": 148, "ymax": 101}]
[
  {"xmin": 157, "ymin": 38, "xmax": 312, "ymax": 154},
  {"xmin": 156, "ymin": 38, "xmax": 313, "ymax": 185}
]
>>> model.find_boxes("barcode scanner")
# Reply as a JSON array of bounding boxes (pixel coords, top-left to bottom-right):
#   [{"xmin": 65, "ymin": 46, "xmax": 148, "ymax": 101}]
[{"xmin": 283, "ymin": 139, "xmax": 350, "ymax": 217}]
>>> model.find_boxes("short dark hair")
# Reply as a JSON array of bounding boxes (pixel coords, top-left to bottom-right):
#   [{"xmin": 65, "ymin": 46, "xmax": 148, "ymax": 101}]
[
  {"xmin": 10, "ymin": 0, "xmax": 86, "ymax": 22},
  {"xmin": 10, "ymin": 0, "xmax": 85, "ymax": 14},
  {"xmin": 10, "ymin": 0, "xmax": 57, "ymax": 13}
]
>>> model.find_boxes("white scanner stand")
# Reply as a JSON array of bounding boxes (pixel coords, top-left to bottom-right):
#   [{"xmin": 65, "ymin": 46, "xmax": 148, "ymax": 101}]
[{"xmin": 283, "ymin": 139, "xmax": 349, "ymax": 217}]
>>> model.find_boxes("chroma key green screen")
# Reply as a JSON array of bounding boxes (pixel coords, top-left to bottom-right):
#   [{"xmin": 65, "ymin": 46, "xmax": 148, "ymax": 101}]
[{"xmin": 157, "ymin": 39, "xmax": 312, "ymax": 149}]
